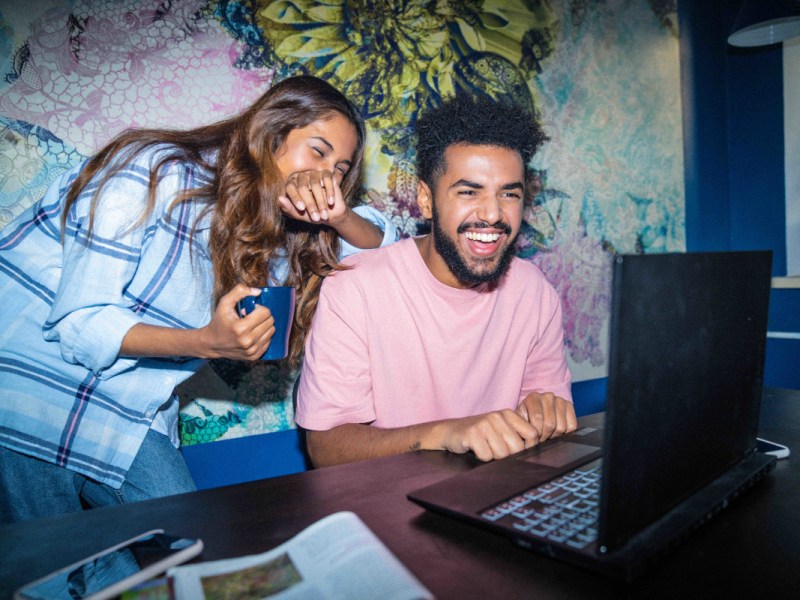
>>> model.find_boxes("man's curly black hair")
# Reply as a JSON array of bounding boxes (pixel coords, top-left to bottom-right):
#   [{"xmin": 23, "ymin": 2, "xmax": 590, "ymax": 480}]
[{"xmin": 415, "ymin": 94, "xmax": 549, "ymax": 187}]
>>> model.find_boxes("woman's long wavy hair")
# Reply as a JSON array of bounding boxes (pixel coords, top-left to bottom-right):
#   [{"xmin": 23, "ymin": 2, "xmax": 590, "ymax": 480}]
[{"xmin": 61, "ymin": 75, "xmax": 366, "ymax": 365}]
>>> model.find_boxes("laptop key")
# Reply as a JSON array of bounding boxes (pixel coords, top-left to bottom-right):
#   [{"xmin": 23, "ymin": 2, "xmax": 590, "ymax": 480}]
[
  {"xmin": 512, "ymin": 520, "xmax": 534, "ymax": 532},
  {"xmin": 528, "ymin": 524, "xmax": 557, "ymax": 537},
  {"xmin": 481, "ymin": 508, "xmax": 506, "ymax": 521},
  {"xmin": 538, "ymin": 489, "xmax": 572, "ymax": 504}
]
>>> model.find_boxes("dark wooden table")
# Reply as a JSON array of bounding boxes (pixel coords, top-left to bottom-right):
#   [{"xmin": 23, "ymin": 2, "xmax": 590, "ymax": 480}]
[{"xmin": 2, "ymin": 388, "xmax": 799, "ymax": 599}]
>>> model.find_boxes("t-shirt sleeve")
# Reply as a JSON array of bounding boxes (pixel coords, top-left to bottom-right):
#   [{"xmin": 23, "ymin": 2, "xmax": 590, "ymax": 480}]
[
  {"xmin": 520, "ymin": 281, "xmax": 573, "ymax": 403},
  {"xmin": 338, "ymin": 205, "xmax": 399, "ymax": 259},
  {"xmin": 295, "ymin": 268, "xmax": 377, "ymax": 430}
]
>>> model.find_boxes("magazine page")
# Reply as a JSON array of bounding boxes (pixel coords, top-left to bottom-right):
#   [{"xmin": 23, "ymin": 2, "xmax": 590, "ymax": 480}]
[{"xmin": 168, "ymin": 511, "xmax": 433, "ymax": 599}]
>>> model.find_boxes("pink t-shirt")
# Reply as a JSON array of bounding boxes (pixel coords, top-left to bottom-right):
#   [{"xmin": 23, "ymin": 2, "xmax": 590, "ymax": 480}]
[{"xmin": 295, "ymin": 237, "xmax": 572, "ymax": 431}]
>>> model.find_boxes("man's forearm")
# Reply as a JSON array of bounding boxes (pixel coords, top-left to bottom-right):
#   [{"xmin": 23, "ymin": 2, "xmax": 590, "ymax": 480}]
[
  {"xmin": 304, "ymin": 407, "xmax": 547, "ymax": 467},
  {"xmin": 305, "ymin": 421, "xmax": 446, "ymax": 468}
]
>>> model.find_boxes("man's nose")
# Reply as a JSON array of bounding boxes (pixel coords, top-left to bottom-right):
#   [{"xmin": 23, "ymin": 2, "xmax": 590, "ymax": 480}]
[{"xmin": 475, "ymin": 194, "xmax": 502, "ymax": 225}]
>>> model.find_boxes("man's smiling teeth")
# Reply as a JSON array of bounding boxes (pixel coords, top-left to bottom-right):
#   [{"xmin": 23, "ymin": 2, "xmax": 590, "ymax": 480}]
[{"xmin": 464, "ymin": 231, "xmax": 501, "ymax": 243}]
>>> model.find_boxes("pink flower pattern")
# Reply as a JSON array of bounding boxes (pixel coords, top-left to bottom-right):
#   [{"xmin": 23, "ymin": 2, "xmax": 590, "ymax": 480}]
[
  {"xmin": 0, "ymin": 1, "xmax": 273, "ymax": 155},
  {"xmin": 530, "ymin": 229, "xmax": 612, "ymax": 367}
]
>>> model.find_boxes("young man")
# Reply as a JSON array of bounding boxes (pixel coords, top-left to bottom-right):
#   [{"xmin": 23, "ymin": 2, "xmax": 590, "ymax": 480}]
[{"xmin": 295, "ymin": 95, "xmax": 576, "ymax": 467}]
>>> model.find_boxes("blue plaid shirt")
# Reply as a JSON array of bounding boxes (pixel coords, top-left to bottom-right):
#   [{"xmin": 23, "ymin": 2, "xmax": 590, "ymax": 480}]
[{"xmin": 0, "ymin": 146, "xmax": 397, "ymax": 488}]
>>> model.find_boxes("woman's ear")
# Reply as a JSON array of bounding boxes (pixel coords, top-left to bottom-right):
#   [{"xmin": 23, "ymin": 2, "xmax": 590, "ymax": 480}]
[{"xmin": 416, "ymin": 181, "xmax": 433, "ymax": 220}]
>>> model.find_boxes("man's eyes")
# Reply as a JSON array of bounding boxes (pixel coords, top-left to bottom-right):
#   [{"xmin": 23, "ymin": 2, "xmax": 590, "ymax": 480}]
[{"xmin": 456, "ymin": 189, "xmax": 521, "ymax": 199}]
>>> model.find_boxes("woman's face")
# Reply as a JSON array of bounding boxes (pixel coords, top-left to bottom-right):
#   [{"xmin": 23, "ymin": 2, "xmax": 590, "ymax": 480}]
[{"xmin": 274, "ymin": 113, "xmax": 359, "ymax": 187}]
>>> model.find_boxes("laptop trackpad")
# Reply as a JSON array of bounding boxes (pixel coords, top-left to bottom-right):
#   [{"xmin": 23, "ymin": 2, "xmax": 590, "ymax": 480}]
[{"xmin": 523, "ymin": 441, "xmax": 599, "ymax": 468}]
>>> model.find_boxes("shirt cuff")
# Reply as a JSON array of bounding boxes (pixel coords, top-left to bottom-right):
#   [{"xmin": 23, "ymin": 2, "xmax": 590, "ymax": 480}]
[
  {"xmin": 295, "ymin": 405, "xmax": 377, "ymax": 431},
  {"xmin": 45, "ymin": 305, "xmax": 142, "ymax": 378},
  {"xmin": 339, "ymin": 205, "xmax": 399, "ymax": 258}
]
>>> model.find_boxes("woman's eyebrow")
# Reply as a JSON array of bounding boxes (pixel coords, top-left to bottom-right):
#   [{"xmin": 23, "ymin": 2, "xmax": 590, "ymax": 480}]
[
  {"xmin": 311, "ymin": 136, "xmax": 334, "ymax": 151},
  {"xmin": 312, "ymin": 136, "xmax": 351, "ymax": 167}
]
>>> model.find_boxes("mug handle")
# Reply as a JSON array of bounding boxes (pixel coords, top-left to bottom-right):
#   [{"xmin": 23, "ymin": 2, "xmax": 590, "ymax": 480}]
[{"xmin": 236, "ymin": 295, "xmax": 257, "ymax": 317}]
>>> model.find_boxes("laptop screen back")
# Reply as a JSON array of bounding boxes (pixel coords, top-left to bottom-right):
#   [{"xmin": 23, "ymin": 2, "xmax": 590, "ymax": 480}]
[{"xmin": 598, "ymin": 251, "xmax": 772, "ymax": 552}]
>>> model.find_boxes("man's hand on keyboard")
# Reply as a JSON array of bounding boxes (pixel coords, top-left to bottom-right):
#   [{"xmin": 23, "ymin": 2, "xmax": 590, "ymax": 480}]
[
  {"xmin": 515, "ymin": 392, "xmax": 578, "ymax": 443},
  {"xmin": 432, "ymin": 410, "xmax": 541, "ymax": 462}
]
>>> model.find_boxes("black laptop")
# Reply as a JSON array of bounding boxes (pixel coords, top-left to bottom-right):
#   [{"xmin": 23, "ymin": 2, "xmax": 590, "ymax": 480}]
[{"xmin": 408, "ymin": 250, "xmax": 776, "ymax": 581}]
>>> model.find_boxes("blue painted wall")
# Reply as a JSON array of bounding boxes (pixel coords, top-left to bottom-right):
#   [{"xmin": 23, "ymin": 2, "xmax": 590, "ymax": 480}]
[
  {"xmin": 681, "ymin": 0, "xmax": 798, "ymax": 390},
  {"xmin": 573, "ymin": 1, "xmax": 799, "ymax": 416}
]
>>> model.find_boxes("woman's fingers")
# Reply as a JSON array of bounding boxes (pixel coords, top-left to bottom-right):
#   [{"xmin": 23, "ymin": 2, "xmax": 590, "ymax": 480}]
[{"xmin": 282, "ymin": 170, "xmax": 342, "ymax": 223}]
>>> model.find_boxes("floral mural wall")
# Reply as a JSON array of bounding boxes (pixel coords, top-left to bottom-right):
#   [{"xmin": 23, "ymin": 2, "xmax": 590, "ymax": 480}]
[{"xmin": 0, "ymin": 0, "xmax": 683, "ymax": 446}]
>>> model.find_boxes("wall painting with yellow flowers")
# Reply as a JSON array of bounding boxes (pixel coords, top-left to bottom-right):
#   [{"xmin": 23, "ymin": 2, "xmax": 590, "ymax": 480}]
[{"xmin": 0, "ymin": 0, "xmax": 683, "ymax": 445}]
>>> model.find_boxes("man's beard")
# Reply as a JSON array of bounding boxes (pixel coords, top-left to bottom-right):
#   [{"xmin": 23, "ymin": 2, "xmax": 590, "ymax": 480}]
[{"xmin": 431, "ymin": 202, "xmax": 516, "ymax": 286}]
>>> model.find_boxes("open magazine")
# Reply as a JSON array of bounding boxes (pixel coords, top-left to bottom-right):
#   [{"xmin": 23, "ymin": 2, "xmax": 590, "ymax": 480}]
[{"xmin": 167, "ymin": 511, "xmax": 433, "ymax": 599}]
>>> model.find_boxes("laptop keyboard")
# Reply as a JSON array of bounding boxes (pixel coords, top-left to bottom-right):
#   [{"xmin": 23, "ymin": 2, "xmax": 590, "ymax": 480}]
[{"xmin": 480, "ymin": 458, "xmax": 602, "ymax": 549}]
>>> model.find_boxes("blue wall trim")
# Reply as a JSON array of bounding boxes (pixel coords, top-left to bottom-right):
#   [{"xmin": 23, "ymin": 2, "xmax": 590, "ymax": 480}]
[
  {"xmin": 769, "ymin": 288, "xmax": 800, "ymax": 331},
  {"xmin": 572, "ymin": 378, "xmax": 607, "ymax": 416},
  {"xmin": 181, "ymin": 428, "xmax": 308, "ymax": 490},
  {"xmin": 765, "ymin": 338, "xmax": 800, "ymax": 389}
]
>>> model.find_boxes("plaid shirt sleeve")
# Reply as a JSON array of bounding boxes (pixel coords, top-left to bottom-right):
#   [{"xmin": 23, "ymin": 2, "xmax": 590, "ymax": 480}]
[{"xmin": 41, "ymin": 156, "xmax": 184, "ymax": 377}]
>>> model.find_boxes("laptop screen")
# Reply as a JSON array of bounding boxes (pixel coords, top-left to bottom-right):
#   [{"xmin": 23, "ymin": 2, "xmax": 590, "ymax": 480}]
[{"xmin": 598, "ymin": 251, "xmax": 772, "ymax": 552}]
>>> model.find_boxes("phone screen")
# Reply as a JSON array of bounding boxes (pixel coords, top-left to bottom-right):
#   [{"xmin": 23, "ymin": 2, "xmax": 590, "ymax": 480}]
[{"xmin": 16, "ymin": 531, "xmax": 199, "ymax": 600}]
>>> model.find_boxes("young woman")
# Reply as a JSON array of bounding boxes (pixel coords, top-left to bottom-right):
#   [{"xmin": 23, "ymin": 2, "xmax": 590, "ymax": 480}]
[{"xmin": 0, "ymin": 75, "xmax": 397, "ymax": 523}]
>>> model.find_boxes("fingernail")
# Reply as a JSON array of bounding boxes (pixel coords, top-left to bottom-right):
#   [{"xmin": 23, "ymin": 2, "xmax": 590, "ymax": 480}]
[
  {"xmin": 311, "ymin": 212, "xmax": 320, "ymax": 222},
  {"xmin": 321, "ymin": 210, "xmax": 328, "ymax": 220}
]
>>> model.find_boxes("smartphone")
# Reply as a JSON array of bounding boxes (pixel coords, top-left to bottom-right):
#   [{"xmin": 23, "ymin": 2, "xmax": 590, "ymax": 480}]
[
  {"xmin": 13, "ymin": 530, "xmax": 203, "ymax": 600},
  {"xmin": 756, "ymin": 437, "xmax": 790, "ymax": 459}
]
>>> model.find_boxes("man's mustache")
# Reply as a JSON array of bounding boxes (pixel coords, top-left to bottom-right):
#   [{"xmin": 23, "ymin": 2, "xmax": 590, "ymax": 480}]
[{"xmin": 456, "ymin": 222, "xmax": 512, "ymax": 235}]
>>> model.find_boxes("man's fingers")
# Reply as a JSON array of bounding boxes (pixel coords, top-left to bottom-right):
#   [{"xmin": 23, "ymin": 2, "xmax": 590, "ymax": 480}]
[
  {"xmin": 565, "ymin": 400, "xmax": 578, "ymax": 432},
  {"xmin": 472, "ymin": 411, "xmax": 537, "ymax": 461},
  {"xmin": 519, "ymin": 391, "xmax": 579, "ymax": 442},
  {"xmin": 469, "ymin": 437, "xmax": 493, "ymax": 462},
  {"xmin": 539, "ymin": 393, "xmax": 557, "ymax": 441},
  {"xmin": 527, "ymin": 398, "xmax": 545, "ymax": 436}
]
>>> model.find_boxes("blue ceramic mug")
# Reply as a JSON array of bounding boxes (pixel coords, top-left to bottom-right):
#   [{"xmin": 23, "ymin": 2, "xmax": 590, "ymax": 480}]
[{"xmin": 236, "ymin": 286, "xmax": 296, "ymax": 360}]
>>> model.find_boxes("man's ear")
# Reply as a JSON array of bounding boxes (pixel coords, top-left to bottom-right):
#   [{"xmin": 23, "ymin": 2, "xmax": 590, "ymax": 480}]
[{"xmin": 417, "ymin": 181, "xmax": 433, "ymax": 220}]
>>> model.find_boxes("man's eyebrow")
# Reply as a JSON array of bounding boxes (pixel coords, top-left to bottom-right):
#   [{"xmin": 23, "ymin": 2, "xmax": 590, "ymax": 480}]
[
  {"xmin": 450, "ymin": 179, "xmax": 483, "ymax": 189},
  {"xmin": 449, "ymin": 179, "xmax": 524, "ymax": 190},
  {"xmin": 501, "ymin": 181, "xmax": 524, "ymax": 190}
]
